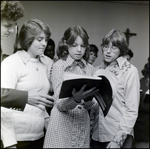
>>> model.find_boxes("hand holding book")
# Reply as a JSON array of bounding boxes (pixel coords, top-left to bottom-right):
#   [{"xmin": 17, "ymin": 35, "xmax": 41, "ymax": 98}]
[
  {"xmin": 72, "ymin": 84, "xmax": 99, "ymax": 103},
  {"xmin": 59, "ymin": 71, "xmax": 118, "ymax": 116}
]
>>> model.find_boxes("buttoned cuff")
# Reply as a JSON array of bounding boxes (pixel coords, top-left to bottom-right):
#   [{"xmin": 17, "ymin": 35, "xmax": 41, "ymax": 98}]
[{"xmin": 112, "ymin": 132, "xmax": 127, "ymax": 147}]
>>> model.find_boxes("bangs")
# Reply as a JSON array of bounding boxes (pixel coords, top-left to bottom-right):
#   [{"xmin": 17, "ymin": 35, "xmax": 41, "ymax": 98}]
[
  {"xmin": 66, "ymin": 30, "xmax": 77, "ymax": 45},
  {"xmin": 65, "ymin": 25, "xmax": 89, "ymax": 46},
  {"xmin": 101, "ymin": 29, "xmax": 129, "ymax": 56}
]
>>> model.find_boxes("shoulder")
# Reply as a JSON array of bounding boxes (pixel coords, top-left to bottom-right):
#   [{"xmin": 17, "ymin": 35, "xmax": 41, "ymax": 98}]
[
  {"xmin": 94, "ymin": 65, "xmax": 102, "ymax": 71},
  {"xmin": 86, "ymin": 62, "xmax": 94, "ymax": 70},
  {"xmin": 43, "ymin": 55, "xmax": 53, "ymax": 64},
  {"xmin": 53, "ymin": 59, "xmax": 66, "ymax": 68},
  {"xmin": 122, "ymin": 61, "xmax": 138, "ymax": 74},
  {"xmin": 1, "ymin": 53, "xmax": 20, "ymax": 66}
]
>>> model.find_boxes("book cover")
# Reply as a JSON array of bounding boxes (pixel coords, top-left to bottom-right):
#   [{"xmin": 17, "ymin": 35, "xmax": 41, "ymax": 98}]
[{"xmin": 59, "ymin": 70, "xmax": 116, "ymax": 116}]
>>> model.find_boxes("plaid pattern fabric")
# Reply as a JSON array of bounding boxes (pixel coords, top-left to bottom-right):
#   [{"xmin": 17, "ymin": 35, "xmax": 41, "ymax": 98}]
[
  {"xmin": 43, "ymin": 55, "xmax": 98, "ymax": 148},
  {"xmin": 65, "ymin": 60, "xmax": 86, "ymax": 74}
]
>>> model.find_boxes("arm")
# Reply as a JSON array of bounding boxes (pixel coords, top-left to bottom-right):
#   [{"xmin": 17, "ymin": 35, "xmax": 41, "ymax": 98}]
[
  {"xmin": 111, "ymin": 67, "xmax": 140, "ymax": 147},
  {"xmin": 1, "ymin": 107, "xmax": 17, "ymax": 148},
  {"xmin": 1, "ymin": 57, "xmax": 54, "ymax": 111},
  {"xmin": 1, "ymin": 58, "xmax": 28, "ymax": 110},
  {"xmin": 52, "ymin": 62, "xmax": 79, "ymax": 111},
  {"xmin": 1, "ymin": 88, "xmax": 27, "ymax": 111}
]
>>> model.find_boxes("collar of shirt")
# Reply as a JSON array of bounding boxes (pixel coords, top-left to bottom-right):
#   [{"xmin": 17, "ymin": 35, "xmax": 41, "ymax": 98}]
[
  {"xmin": 65, "ymin": 55, "xmax": 87, "ymax": 67},
  {"xmin": 17, "ymin": 50, "xmax": 47, "ymax": 65},
  {"xmin": 116, "ymin": 56, "xmax": 128, "ymax": 70},
  {"xmin": 100, "ymin": 56, "xmax": 127, "ymax": 70}
]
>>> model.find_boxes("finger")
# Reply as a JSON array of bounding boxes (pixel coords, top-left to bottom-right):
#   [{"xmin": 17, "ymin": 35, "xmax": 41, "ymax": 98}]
[
  {"xmin": 72, "ymin": 88, "xmax": 76, "ymax": 95},
  {"xmin": 46, "ymin": 97, "xmax": 54, "ymax": 102},
  {"xmin": 40, "ymin": 94, "xmax": 54, "ymax": 101},
  {"xmin": 38, "ymin": 100, "xmax": 54, "ymax": 107},
  {"xmin": 83, "ymin": 88, "xmax": 98, "ymax": 96},
  {"xmin": 79, "ymin": 84, "xmax": 87, "ymax": 92},
  {"xmin": 38, "ymin": 97, "xmax": 54, "ymax": 105},
  {"xmin": 91, "ymin": 88, "xmax": 99, "ymax": 95}
]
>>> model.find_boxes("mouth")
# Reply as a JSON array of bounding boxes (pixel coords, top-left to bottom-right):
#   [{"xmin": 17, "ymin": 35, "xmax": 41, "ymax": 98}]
[
  {"xmin": 39, "ymin": 48, "xmax": 45, "ymax": 51},
  {"xmin": 75, "ymin": 54, "xmax": 82, "ymax": 57},
  {"xmin": 105, "ymin": 55, "xmax": 111, "ymax": 58},
  {"xmin": 4, "ymin": 34, "xmax": 9, "ymax": 36}
]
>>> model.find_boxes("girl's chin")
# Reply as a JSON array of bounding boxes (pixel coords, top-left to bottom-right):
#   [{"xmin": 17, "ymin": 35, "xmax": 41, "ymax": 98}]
[{"xmin": 104, "ymin": 59, "xmax": 111, "ymax": 62}]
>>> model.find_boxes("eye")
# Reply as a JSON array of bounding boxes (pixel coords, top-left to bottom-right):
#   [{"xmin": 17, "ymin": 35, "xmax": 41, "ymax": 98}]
[
  {"xmin": 104, "ymin": 45, "xmax": 108, "ymax": 49},
  {"xmin": 4, "ymin": 24, "xmax": 12, "ymax": 28},
  {"xmin": 81, "ymin": 45, "xmax": 86, "ymax": 48},
  {"xmin": 72, "ymin": 44, "xmax": 77, "ymax": 47},
  {"xmin": 37, "ymin": 38, "xmax": 42, "ymax": 42},
  {"xmin": 111, "ymin": 46, "xmax": 118, "ymax": 50}
]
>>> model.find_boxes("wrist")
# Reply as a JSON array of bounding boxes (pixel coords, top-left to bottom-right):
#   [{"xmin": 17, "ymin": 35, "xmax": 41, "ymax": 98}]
[
  {"xmin": 111, "ymin": 140, "xmax": 121, "ymax": 147},
  {"xmin": 112, "ymin": 132, "xmax": 127, "ymax": 147},
  {"xmin": 72, "ymin": 95, "xmax": 82, "ymax": 103}
]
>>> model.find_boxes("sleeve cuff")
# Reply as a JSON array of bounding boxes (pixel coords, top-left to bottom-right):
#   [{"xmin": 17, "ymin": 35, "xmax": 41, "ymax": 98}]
[
  {"xmin": 83, "ymin": 98, "xmax": 98, "ymax": 110},
  {"xmin": 112, "ymin": 132, "xmax": 127, "ymax": 147}
]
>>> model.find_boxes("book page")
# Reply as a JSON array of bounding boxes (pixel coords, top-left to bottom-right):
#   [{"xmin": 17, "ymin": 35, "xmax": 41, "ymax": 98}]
[{"xmin": 63, "ymin": 72, "xmax": 102, "ymax": 81}]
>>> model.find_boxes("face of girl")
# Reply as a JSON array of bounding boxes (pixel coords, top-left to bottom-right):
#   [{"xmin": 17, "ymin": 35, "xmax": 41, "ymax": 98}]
[
  {"xmin": 67, "ymin": 36, "xmax": 86, "ymax": 60},
  {"xmin": 102, "ymin": 42, "xmax": 120, "ymax": 63},
  {"xmin": 1, "ymin": 18, "xmax": 17, "ymax": 40},
  {"xmin": 88, "ymin": 51, "xmax": 97, "ymax": 64},
  {"xmin": 27, "ymin": 31, "xmax": 48, "ymax": 58}
]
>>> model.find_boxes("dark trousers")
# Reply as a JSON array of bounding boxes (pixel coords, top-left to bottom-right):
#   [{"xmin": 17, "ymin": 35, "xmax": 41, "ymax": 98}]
[
  {"xmin": 90, "ymin": 139, "xmax": 109, "ymax": 148},
  {"xmin": 16, "ymin": 137, "xmax": 44, "ymax": 148},
  {"xmin": 1, "ymin": 137, "xmax": 44, "ymax": 148}
]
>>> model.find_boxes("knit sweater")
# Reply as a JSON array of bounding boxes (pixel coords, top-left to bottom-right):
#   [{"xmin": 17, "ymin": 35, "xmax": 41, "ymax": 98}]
[{"xmin": 1, "ymin": 50, "xmax": 53, "ymax": 147}]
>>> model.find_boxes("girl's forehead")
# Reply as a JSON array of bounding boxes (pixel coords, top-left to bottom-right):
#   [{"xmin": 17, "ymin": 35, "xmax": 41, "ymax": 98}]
[
  {"xmin": 36, "ymin": 31, "xmax": 46, "ymax": 37},
  {"xmin": 74, "ymin": 36, "xmax": 84, "ymax": 43}
]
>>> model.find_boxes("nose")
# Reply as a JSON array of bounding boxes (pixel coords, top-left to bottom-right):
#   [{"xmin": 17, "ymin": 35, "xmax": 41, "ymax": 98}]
[
  {"xmin": 77, "ymin": 45, "xmax": 81, "ymax": 52},
  {"xmin": 106, "ymin": 47, "xmax": 111, "ymax": 53},
  {"xmin": 8, "ymin": 27, "xmax": 15, "ymax": 33},
  {"xmin": 91, "ymin": 55, "xmax": 95, "ymax": 58},
  {"xmin": 42, "ymin": 40, "xmax": 47, "ymax": 47}
]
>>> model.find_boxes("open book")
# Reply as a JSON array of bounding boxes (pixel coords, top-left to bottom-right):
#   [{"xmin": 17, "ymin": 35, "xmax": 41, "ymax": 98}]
[{"xmin": 59, "ymin": 70, "xmax": 116, "ymax": 116}]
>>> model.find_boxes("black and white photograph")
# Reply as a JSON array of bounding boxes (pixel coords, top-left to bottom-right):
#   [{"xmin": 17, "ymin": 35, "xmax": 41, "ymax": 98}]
[{"xmin": 1, "ymin": 1, "xmax": 149, "ymax": 148}]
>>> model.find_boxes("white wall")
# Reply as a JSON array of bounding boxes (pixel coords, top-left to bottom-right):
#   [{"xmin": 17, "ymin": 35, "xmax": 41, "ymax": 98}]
[{"xmin": 1, "ymin": 1, "xmax": 149, "ymax": 78}]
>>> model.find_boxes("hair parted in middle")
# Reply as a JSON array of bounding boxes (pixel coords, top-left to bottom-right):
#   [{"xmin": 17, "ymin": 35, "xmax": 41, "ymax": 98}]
[
  {"xmin": 57, "ymin": 25, "xmax": 90, "ymax": 61},
  {"xmin": 101, "ymin": 29, "xmax": 129, "ymax": 56},
  {"xmin": 17, "ymin": 19, "xmax": 51, "ymax": 51}
]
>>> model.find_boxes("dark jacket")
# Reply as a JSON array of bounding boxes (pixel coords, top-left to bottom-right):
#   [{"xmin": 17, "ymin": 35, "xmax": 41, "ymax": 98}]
[{"xmin": 134, "ymin": 78, "xmax": 149, "ymax": 141}]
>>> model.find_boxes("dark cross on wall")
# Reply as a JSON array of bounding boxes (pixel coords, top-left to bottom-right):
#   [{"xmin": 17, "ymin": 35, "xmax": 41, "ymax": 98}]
[{"xmin": 124, "ymin": 28, "xmax": 137, "ymax": 45}]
